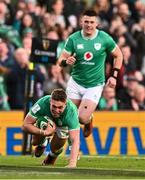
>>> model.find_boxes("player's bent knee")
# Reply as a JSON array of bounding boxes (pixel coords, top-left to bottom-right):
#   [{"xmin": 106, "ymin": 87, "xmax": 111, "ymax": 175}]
[
  {"xmin": 79, "ymin": 115, "xmax": 90, "ymax": 125},
  {"xmin": 79, "ymin": 118, "xmax": 85, "ymax": 124}
]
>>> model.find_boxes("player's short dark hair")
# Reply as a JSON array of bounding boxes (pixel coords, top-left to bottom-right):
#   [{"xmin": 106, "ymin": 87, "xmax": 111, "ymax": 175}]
[
  {"xmin": 82, "ymin": 9, "xmax": 97, "ymax": 17},
  {"xmin": 51, "ymin": 88, "xmax": 67, "ymax": 102}
]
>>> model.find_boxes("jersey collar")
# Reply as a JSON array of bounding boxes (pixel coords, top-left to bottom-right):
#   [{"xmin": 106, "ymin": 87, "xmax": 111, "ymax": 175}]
[{"xmin": 81, "ymin": 29, "xmax": 98, "ymax": 40}]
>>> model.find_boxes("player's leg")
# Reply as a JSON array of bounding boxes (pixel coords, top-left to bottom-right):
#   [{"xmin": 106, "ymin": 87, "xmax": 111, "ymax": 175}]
[
  {"xmin": 79, "ymin": 84, "xmax": 104, "ymax": 137},
  {"xmin": 32, "ymin": 134, "xmax": 48, "ymax": 157},
  {"xmin": 42, "ymin": 132, "xmax": 67, "ymax": 165},
  {"xmin": 78, "ymin": 99, "xmax": 96, "ymax": 137}
]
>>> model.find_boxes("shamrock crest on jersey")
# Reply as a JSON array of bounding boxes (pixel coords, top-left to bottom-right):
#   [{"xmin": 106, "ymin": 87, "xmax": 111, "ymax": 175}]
[{"xmin": 94, "ymin": 43, "xmax": 101, "ymax": 50}]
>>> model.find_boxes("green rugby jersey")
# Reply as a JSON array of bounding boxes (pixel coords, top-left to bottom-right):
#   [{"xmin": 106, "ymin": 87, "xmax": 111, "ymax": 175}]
[
  {"xmin": 28, "ymin": 95, "xmax": 80, "ymax": 130},
  {"xmin": 64, "ymin": 30, "xmax": 116, "ymax": 88}
]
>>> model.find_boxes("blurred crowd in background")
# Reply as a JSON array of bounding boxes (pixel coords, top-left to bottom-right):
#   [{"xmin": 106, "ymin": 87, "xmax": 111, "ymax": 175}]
[{"xmin": 0, "ymin": 0, "xmax": 145, "ymax": 111}]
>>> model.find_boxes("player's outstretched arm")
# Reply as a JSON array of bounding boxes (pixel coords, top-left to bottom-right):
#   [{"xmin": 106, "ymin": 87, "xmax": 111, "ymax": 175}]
[{"xmin": 66, "ymin": 129, "xmax": 80, "ymax": 168}]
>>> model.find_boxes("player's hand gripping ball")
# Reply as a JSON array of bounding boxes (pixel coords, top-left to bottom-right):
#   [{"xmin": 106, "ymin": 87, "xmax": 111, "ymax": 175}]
[{"xmin": 39, "ymin": 116, "xmax": 56, "ymax": 136}]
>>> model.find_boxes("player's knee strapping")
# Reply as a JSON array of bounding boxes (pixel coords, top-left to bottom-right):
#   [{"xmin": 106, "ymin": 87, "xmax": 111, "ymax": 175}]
[{"xmin": 49, "ymin": 148, "xmax": 63, "ymax": 157}]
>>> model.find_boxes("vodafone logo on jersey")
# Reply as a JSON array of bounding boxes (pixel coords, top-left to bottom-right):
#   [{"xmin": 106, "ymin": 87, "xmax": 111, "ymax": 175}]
[{"xmin": 84, "ymin": 52, "xmax": 93, "ymax": 61}]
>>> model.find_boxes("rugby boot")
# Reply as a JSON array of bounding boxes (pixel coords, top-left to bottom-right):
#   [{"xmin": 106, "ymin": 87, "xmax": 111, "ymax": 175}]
[
  {"xmin": 34, "ymin": 145, "xmax": 46, "ymax": 157},
  {"xmin": 42, "ymin": 154, "xmax": 57, "ymax": 166}
]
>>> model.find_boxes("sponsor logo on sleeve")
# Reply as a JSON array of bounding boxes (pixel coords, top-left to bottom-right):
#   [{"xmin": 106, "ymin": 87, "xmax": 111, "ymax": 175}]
[
  {"xmin": 77, "ymin": 44, "xmax": 84, "ymax": 49},
  {"xmin": 31, "ymin": 104, "xmax": 40, "ymax": 114}
]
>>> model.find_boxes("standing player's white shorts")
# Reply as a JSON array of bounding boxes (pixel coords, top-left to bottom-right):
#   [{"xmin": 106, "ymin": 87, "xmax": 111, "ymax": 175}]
[{"xmin": 66, "ymin": 77, "xmax": 105, "ymax": 105}]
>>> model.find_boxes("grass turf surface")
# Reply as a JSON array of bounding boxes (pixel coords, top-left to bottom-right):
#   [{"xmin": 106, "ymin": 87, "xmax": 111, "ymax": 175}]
[{"xmin": 0, "ymin": 155, "xmax": 145, "ymax": 179}]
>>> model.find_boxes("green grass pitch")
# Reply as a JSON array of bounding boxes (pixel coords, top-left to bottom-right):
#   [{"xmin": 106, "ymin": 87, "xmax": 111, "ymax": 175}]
[{"xmin": 0, "ymin": 155, "xmax": 145, "ymax": 179}]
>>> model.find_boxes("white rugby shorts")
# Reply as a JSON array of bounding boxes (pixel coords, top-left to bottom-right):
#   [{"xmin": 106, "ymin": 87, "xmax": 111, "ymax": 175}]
[{"xmin": 66, "ymin": 77, "xmax": 104, "ymax": 104}]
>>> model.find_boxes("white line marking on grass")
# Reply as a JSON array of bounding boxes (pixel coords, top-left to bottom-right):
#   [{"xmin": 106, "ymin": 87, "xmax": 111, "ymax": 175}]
[{"xmin": 80, "ymin": 155, "xmax": 145, "ymax": 160}]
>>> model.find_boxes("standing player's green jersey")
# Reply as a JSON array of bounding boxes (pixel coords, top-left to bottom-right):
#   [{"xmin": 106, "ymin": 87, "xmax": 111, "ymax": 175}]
[
  {"xmin": 28, "ymin": 95, "xmax": 80, "ymax": 130},
  {"xmin": 64, "ymin": 30, "xmax": 116, "ymax": 88}
]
